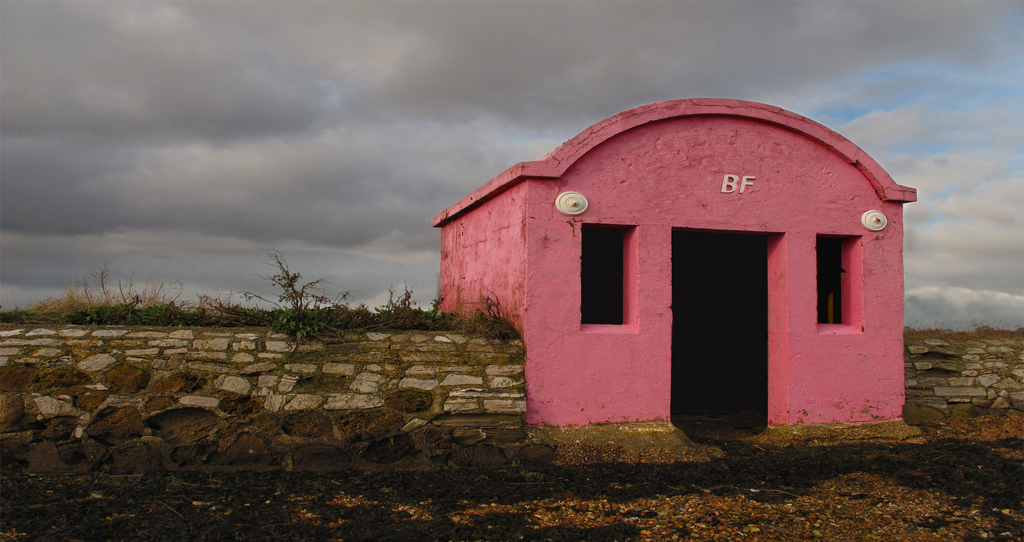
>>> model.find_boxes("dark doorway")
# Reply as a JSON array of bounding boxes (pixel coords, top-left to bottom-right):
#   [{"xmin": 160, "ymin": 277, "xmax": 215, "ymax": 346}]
[{"xmin": 671, "ymin": 230, "xmax": 768, "ymax": 416}]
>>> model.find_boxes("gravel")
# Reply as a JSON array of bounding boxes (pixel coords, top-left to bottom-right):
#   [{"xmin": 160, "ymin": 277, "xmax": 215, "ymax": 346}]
[{"xmin": 2, "ymin": 415, "xmax": 1021, "ymax": 541}]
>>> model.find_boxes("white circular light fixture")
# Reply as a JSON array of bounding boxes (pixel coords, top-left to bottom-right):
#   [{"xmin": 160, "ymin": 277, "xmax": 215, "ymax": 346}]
[
  {"xmin": 861, "ymin": 210, "xmax": 887, "ymax": 231},
  {"xmin": 555, "ymin": 191, "xmax": 589, "ymax": 216}
]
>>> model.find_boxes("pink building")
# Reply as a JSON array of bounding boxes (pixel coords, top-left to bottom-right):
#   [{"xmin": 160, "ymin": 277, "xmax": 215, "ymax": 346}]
[{"xmin": 434, "ymin": 99, "xmax": 916, "ymax": 427}]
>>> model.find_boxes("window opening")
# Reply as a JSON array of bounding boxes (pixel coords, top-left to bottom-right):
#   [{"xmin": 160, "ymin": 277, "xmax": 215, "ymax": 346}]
[
  {"xmin": 816, "ymin": 237, "xmax": 845, "ymax": 324},
  {"xmin": 581, "ymin": 226, "xmax": 626, "ymax": 325}
]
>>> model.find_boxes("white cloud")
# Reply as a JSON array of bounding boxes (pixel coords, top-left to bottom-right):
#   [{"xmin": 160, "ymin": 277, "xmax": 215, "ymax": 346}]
[{"xmin": 906, "ymin": 286, "xmax": 1023, "ymax": 329}]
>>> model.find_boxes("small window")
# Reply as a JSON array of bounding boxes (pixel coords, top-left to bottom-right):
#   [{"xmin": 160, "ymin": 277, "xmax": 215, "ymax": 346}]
[
  {"xmin": 816, "ymin": 237, "xmax": 846, "ymax": 324},
  {"xmin": 581, "ymin": 226, "xmax": 627, "ymax": 325}
]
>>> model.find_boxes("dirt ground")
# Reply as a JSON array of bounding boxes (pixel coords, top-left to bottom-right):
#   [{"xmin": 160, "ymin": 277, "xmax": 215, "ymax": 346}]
[{"xmin": 2, "ymin": 415, "xmax": 1021, "ymax": 542}]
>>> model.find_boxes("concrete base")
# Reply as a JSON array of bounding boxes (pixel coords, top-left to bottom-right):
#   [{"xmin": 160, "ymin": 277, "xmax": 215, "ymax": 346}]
[{"xmin": 526, "ymin": 423, "xmax": 696, "ymax": 454}]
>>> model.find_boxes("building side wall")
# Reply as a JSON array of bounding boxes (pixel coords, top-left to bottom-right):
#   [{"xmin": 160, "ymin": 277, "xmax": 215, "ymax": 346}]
[{"xmin": 439, "ymin": 183, "xmax": 529, "ymax": 333}]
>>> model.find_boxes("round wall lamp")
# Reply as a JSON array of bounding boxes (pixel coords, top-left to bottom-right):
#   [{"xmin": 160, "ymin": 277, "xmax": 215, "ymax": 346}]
[
  {"xmin": 555, "ymin": 191, "xmax": 589, "ymax": 216},
  {"xmin": 861, "ymin": 210, "xmax": 887, "ymax": 231}
]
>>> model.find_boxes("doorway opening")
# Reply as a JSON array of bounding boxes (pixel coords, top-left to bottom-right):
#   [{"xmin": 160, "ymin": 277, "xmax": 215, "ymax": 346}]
[{"xmin": 671, "ymin": 230, "xmax": 769, "ymax": 429}]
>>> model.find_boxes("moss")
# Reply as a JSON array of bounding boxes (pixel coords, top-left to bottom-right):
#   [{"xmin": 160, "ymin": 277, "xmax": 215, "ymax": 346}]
[
  {"xmin": 334, "ymin": 409, "xmax": 402, "ymax": 442},
  {"xmin": 385, "ymin": 390, "xmax": 433, "ymax": 413},
  {"xmin": 0, "ymin": 366, "xmax": 38, "ymax": 392},
  {"xmin": 281, "ymin": 412, "xmax": 334, "ymax": 439},
  {"xmin": 152, "ymin": 372, "xmax": 205, "ymax": 394},
  {"xmin": 104, "ymin": 364, "xmax": 151, "ymax": 393},
  {"xmin": 37, "ymin": 368, "xmax": 92, "ymax": 390}
]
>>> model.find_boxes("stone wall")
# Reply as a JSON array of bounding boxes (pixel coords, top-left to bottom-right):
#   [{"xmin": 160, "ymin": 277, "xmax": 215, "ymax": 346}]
[
  {"xmin": 903, "ymin": 337, "xmax": 1023, "ymax": 422},
  {"xmin": 0, "ymin": 325, "xmax": 548, "ymax": 474}
]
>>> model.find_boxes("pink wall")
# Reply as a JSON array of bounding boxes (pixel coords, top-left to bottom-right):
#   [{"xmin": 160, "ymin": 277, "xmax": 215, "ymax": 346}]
[
  {"xmin": 438, "ymin": 182, "xmax": 529, "ymax": 331},
  {"xmin": 436, "ymin": 99, "xmax": 915, "ymax": 427}
]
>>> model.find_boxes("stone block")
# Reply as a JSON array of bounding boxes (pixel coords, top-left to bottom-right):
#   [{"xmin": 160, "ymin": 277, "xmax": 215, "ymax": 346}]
[
  {"xmin": 168, "ymin": 330, "xmax": 193, "ymax": 339},
  {"xmin": 78, "ymin": 354, "xmax": 116, "ymax": 372},
  {"xmin": 450, "ymin": 389, "xmax": 524, "ymax": 399},
  {"xmin": 124, "ymin": 348, "xmax": 159, "ymax": 357},
  {"xmin": 240, "ymin": 362, "xmax": 276, "ymax": 374},
  {"xmin": 258, "ymin": 353, "xmax": 283, "ymax": 359},
  {"xmin": 216, "ymin": 375, "xmax": 252, "ymax": 395},
  {"xmin": 231, "ymin": 353, "xmax": 255, "ymax": 363},
  {"xmin": 257, "ymin": 375, "xmax": 279, "ymax": 388},
  {"xmin": 322, "ymin": 363, "xmax": 355, "ymax": 375},
  {"xmin": 188, "ymin": 351, "xmax": 228, "ymax": 361},
  {"xmin": 149, "ymin": 339, "xmax": 190, "ymax": 347},
  {"xmin": 284, "ymin": 363, "xmax": 318, "ymax": 374},
  {"xmin": 441, "ymin": 374, "xmax": 484, "ymax": 387},
  {"xmin": 961, "ymin": 354, "xmax": 981, "ymax": 362},
  {"xmin": 488, "ymin": 376, "xmax": 522, "ymax": 388},
  {"xmin": 193, "ymin": 338, "xmax": 230, "ymax": 351},
  {"xmin": 264, "ymin": 395, "xmax": 285, "ymax": 412},
  {"xmin": 401, "ymin": 418, "xmax": 428, "ymax": 432},
  {"xmin": 991, "ymin": 397, "xmax": 1011, "ymax": 409},
  {"xmin": 0, "ymin": 330, "xmax": 23, "ymax": 337},
  {"xmin": 933, "ymin": 386, "xmax": 986, "ymax": 397},
  {"xmin": 33, "ymin": 396, "xmax": 79, "ymax": 417},
  {"xmin": 284, "ymin": 395, "xmax": 323, "ymax": 411},
  {"xmin": 946, "ymin": 377, "xmax": 975, "ymax": 387},
  {"xmin": 398, "ymin": 352, "xmax": 442, "ymax": 363},
  {"xmin": 444, "ymin": 399, "xmax": 479, "ymax": 412},
  {"xmin": 907, "ymin": 346, "xmax": 928, "ymax": 354},
  {"xmin": 365, "ymin": 332, "xmax": 391, "ymax": 341},
  {"xmin": 324, "ymin": 394, "xmax": 384, "ymax": 410},
  {"xmin": 913, "ymin": 362, "xmax": 933, "ymax": 371},
  {"xmin": 265, "ymin": 341, "xmax": 295, "ymax": 353},
  {"xmin": 233, "ymin": 340, "xmax": 256, "ymax": 351},
  {"xmin": 351, "ymin": 373, "xmax": 388, "ymax": 393},
  {"xmin": 278, "ymin": 375, "xmax": 298, "ymax": 393},
  {"xmin": 924, "ymin": 339, "xmax": 948, "ymax": 346},
  {"xmin": 993, "ymin": 377, "xmax": 1023, "ymax": 389},
  {"xmin": 58, "ymin": 329, "xmax": 87, "ymax": 337},
  {"xmin": 31, "ymin": 348, "xmax": 61, "ymax": 358},
  {"xmin": 961, "ymin": 370, "xmax": 978, "ymax": 377},
  {"xmin": 483, "ymin": 399, "xmax": 526, "ymax": 413},
  {"xmin": 988, "ymin": 346, "xmax": 1014, "ymax": 353},
  {"xmin": 977, "ymin": 374, "xmax": 1001, "ymax": 387},
  {"xmin": 399, "ymin": 378, "xmax": 438, "ymax": 391},
  {"xmin": 485, "ymin": 365, "xmax": 524, "ymax": 375},
  {"xmin": 92, "ymin": 330, "xmax": 128, "ymax": 338},
  {"xmin": 179, "ymin": 396, "xmax": 220, "ymax": 408},
  {"xmin": 0, "ymin": 348, "xmax": 21, "ymax": 356},
  {"xmin": 440, "ymin": 366, "xmax": 473, "ymax": 373},
  {"xmin": 25, "ymin": 329, "xmax": 57, "ymax": 337},
  {"xmin": 296, "ymin": 342, "xmax": 324, "ymax": 352}
]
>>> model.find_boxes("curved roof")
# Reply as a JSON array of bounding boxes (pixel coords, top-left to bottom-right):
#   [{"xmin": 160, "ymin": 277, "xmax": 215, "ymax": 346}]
[{"xmin": 434, "ymin": 98, "xmax": 916, "ymax": 226}]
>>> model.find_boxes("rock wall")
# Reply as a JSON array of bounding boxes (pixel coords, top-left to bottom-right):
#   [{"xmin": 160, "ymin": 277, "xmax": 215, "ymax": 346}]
[
  {"xmin": 0, "ymin": 325, "xmax": 550, "ymax": 474},
  {"xmin": 903, "ymin": 337, "xmax": 1023, "ymax": 422}
]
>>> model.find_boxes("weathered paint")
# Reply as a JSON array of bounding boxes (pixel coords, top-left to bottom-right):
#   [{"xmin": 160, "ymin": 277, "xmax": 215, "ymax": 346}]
[{"xmin": 436, "ymin": 99, "xmax": 916, "ymax": 427}]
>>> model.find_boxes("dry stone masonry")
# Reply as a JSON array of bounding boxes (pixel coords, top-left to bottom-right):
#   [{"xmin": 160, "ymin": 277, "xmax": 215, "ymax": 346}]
[
  {"xmin": 0, "ymin": 325, "xmax": 547, "ymax": 473},
  {"xmin": 903, "ymin": 337, "xmax": 1023, "ymax": 422}
]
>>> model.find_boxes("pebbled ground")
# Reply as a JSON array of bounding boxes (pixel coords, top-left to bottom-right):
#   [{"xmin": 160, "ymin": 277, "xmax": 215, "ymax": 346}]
[{"xmin": 2, "ymin": 415, "xmax": 1021, "ymax": 542}]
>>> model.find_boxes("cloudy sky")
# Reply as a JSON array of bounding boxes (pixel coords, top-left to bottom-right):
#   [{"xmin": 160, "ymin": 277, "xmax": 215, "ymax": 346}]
[{"xmin": 1, "ymin": 1, "xmax": 1021, "ymax": 328}]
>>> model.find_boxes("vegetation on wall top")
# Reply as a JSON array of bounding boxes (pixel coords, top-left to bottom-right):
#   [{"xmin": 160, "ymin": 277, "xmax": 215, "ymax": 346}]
[{"xmin": 0, "ymin": 253, "xmax": 518, "ymax": 341}]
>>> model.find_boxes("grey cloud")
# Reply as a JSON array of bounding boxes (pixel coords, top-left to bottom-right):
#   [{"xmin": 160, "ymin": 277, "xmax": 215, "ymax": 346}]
[{"xmin": 1, "ymin": 2, "xmax": 329, "ymax": 143}]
